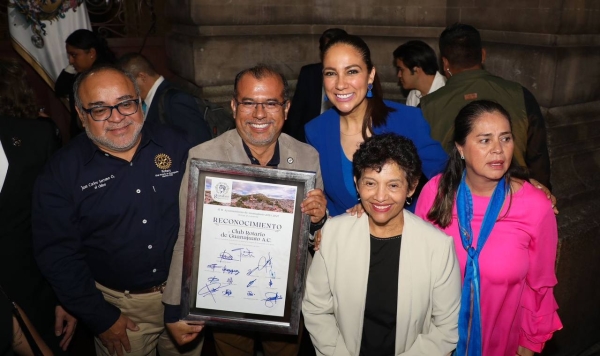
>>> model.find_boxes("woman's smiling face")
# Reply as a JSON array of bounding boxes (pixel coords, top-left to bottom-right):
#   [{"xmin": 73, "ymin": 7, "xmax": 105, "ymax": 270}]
[
  {"xmin": 322, "ymin": 43, "xmax": 375, "ymax": 116},
  {"xmin": 356, "ymin": 162, "xmax": 415, "ymax": 230}
]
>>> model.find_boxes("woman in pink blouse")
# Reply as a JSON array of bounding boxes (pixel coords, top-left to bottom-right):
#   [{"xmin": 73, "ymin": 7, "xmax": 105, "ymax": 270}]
[{"xmin": 415, "ymin": 100, "xmax": 562, "ymax": 355}]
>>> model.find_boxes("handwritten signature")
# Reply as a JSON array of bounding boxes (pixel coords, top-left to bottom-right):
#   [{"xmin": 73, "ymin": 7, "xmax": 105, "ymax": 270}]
[
  {"xmin": 247, "ymin": 279, "xmax": 257, "ymax": 287},
  {"xmin": 247, "ymin": 254, "xmax": 273, "ymax": 277},
  {"xmin": 218, "ymin": 251, "xmax": 235, "ymax": 262},
  {"xmin": 207, "ymin": 263, "xmax": 220, "ymax": 271},
  {"xmin": 206, "ymin": 264, "xmax": 240, "ymax": 275},
  {"xmin": 231, "ymin": 247, "xmax": 255, "ymax": 259},
  {"xmin": 262, "ymin": 292, "xmax": 283, "ymax": 308},
  {"xmin": 218, "ymin": 248, "xmax": 255, "ymax": 262},
  {"xmin": 198, "ymin": 281, "xmax": 232, "ymax": 303},
  {"xmin": 222, "ymin": 265, "xmax": 240, "ymax": 275}
]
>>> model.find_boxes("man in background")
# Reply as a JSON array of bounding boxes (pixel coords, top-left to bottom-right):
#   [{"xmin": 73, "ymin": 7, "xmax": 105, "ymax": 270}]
[
  {"xmin": 393, "ymin": 40, "xmax": 446, "ymax": 107},
  {"xmin": 284, "ymin": 28, "xmax": 347, "ymax": 142},
  {"xmin": 118, "ymin": 53, "xmax": 212, "ymax": 146},
  {"xmin": 420, "ymin": 23, "xmax": 551, "ymax": 188}
]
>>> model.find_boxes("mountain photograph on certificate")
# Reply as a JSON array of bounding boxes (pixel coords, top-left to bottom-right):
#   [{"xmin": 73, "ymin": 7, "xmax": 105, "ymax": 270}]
[{"xmin": 204, "ymin": 178, "xmax": 296, "ymax": 214}]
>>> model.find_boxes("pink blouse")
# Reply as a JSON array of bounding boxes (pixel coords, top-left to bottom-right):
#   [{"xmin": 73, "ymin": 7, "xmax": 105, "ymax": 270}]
[{"xmin": 415, "ymin": 175, "xmax": 562, "ymax": 355}]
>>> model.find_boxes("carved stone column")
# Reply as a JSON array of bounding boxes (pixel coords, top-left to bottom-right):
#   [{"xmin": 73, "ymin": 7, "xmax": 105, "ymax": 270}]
[{"xmin": 165, "ymin": 1, "xmax": 600, "ymax": 354}]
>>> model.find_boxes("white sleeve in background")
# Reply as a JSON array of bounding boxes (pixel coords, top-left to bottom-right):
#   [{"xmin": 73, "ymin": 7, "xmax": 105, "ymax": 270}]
[
  {"xmin": 0, "ymin": 140, "xmax": 9, "ymax": 193},
  {"xmin": 405, "ymin": 89, "xmax": 422, "ymax": 107}
]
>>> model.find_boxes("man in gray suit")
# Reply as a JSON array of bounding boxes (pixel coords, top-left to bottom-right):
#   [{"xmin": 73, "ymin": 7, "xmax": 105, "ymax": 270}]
[{"xmin": 162, "ymin": 64, "xmax": 327, "ymax": 355}]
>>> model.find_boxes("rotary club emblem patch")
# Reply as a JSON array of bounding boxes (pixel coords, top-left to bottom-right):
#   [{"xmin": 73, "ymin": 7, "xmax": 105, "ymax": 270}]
[{"xmin": 155, "ymin": 153, "xmax": 172, "ymax": 170}]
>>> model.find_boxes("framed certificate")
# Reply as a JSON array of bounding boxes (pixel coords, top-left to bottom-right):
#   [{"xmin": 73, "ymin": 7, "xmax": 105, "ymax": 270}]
[{"xmin": 179, "ymin": 159, "xmax": 316, "ymax": 335}]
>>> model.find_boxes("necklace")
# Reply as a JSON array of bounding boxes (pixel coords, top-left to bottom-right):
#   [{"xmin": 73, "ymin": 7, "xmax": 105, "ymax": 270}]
[{"xmin": 340, "ymin": 130, "xmax": 362, "ymax": 136}]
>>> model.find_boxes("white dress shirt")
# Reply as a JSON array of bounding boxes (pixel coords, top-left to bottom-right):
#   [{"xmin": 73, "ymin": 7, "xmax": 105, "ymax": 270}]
[
  {"xmin": 144, "ymin": 75, "xmax": 165, "ymax": 111},
  {"xmin": 405, "ymin": 71, "xmax": 447, "ymax": 107}
]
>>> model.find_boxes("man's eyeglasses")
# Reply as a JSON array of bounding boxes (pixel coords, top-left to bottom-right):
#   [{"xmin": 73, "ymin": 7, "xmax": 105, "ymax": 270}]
[
  {"xmin": 82, "ymin": 98, "xmax": 141, "ymax": 121},
  {"xmin": 234, "ymin": 99, "xmax": 287, "ymax": 113}
]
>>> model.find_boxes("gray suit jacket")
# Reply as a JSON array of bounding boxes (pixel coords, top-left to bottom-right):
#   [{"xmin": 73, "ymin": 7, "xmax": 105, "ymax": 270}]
[
  {"xmin": 163, "ymin": 129, "xmax": 323, "ymax": 306},
  {"xmin": 302, "ymin": 212, "xmax": 461, "ymax": 356}
]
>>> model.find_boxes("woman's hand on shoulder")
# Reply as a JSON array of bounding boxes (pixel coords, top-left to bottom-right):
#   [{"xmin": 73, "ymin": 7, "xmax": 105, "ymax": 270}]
[
  {"xmin": 346, "ymin": 202, "xmax": 365, "ymax": 217},
  {"xmin": 529, "ymin": 178, "xmax": 558, "ymax": 215}
]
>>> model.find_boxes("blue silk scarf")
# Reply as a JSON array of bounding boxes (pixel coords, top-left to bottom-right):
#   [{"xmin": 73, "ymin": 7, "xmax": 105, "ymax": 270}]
[{"xmin": 455, "ymin": 172, "xmax": 508, "ymax": 355}]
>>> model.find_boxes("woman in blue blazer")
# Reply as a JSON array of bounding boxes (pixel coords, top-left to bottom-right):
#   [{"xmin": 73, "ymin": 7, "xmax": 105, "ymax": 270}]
[{"xmin": 305, "ymin": 34, "xmax": 447, "ymax": 216}]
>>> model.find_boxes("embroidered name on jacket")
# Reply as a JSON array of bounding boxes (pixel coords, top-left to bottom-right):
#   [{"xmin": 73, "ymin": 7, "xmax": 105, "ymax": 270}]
[{"xmin": 81, "ymin": 175, "xmax": 115, "ymax": 191}]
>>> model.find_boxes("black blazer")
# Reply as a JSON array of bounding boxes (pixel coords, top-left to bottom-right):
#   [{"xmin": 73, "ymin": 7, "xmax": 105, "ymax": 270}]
[
  {"xmin": 283, "ymin": 63, "xmax": 324, "ymax": 143},
  {"xmin": 145, "ymin": 80, "xmax": 212, "ymax": 146},
  {"xmin": 0, "ymin": 117, "xmax": 64, "ymax": 353}
]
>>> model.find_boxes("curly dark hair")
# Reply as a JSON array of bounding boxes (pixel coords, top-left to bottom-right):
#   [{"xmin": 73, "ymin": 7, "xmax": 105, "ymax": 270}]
[
  {"xmin": 0, "ymin": 58, "xmax": 39, "ymax": 119},
  {"xmin": 353, "ymin": 133, "xmax": 422, "ymax": 191}
]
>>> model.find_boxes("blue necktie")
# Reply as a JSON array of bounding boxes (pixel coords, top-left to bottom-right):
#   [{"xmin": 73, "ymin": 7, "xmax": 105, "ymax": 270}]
[{"xmin": 142, "ymin": 101, "xmax": 147, "ymax": 115}]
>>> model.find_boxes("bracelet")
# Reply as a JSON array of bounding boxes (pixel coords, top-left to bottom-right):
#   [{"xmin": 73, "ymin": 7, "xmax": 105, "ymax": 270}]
[{"xmin": 309, "ymin": 209, "xmax": 329, "ymax": 234}]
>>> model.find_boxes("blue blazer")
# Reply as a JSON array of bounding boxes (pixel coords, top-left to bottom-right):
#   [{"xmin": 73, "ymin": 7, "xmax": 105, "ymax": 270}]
[{"xmin": 305, "ymin": 100, "xmax": 448, "ymax": 216}]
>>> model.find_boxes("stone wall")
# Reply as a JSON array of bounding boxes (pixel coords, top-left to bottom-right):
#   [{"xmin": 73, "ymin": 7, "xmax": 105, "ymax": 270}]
[{"xmin": 165, "ymin": 1, "xmax": 600, "ymax": 354}]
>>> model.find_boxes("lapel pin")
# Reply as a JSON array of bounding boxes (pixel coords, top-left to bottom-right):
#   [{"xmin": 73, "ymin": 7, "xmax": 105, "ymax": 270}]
[
  {"xmin": 287, "ymin": 157, "xmax": 294, "ymax": 164},
  {"xmin": 12, "ymin": 137, "xmax": 22, "ymax": 147}
]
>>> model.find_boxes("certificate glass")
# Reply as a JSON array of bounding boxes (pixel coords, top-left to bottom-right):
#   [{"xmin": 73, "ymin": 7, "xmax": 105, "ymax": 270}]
[{"xmin": 180, "ymin": 159, "xmax": 315, "ymax": 335}]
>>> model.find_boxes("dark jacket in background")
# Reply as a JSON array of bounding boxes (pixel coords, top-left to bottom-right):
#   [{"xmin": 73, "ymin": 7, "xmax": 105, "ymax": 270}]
[
  {"xmin": 420, "ymin": 69, "xmax": 552, "ymax": 189},
  {"xmin": 0, "ymin": 116, "xmax": 63, "ymax": 354},
  {"xmin": 145, "ymin": 80, "xmax": 212, "ymax": 146},
  {"xmin": 284, "ymin": 63, "xmax": 324, "ymax": 143}
]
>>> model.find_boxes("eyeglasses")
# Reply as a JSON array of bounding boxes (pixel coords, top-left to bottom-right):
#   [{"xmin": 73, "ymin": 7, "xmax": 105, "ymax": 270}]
[
  {"xmin": 234, "ymin": 99, "xmax": 287, "ymax": 113},
  {"xmin": 82, "ymin": 98, "xmax": 141, "ymax": 121}
]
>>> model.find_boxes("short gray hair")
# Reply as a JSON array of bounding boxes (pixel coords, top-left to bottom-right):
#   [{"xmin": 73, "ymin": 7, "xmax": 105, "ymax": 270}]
[{"xmin": 73, "ymin": 65, "xmax": 141, "ymax": 113}]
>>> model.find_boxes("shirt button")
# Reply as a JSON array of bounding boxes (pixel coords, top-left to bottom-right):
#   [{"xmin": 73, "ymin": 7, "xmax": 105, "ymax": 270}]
[
  {"xmin": 104, "ymin": 153, "xmax": 109, "ymax": 157},
  {"xmin": 142, "ymin": 219, "xmax": 147, "ymax": 224},
  {"xmin": 136, "ymin": 189, "xmax": 141, "ymax": 193},
  {"xmin": 152, "ymin": 269, "xmax": 157, "ymax": 273},
  {"xmin": 148, "ymin": 245, "xmax": 152, "ymax": 249}
]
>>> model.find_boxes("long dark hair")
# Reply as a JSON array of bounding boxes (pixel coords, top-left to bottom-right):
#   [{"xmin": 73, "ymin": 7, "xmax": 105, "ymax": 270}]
[
  {"xmin": 322, "ymin": 34, "xmax": 394, "ymax": 140},
  {"xmin": 427, "ymin": 100, "xmax": 528, "ymax": 227},
  {"xmin": 66, "ymin": 29, "xmax": 116, "ymax": 65},
  {"xmin": 0, "ymin": 58, "xmax": 38, "ymax": 119}
]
